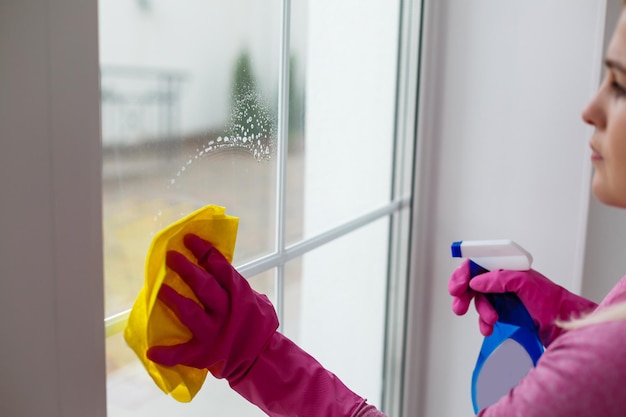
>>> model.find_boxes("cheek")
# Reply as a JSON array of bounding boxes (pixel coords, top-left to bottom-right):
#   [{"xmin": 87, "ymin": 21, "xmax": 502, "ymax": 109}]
[
  {"xmin": 597, "ymin": 122, "xmax": 626, "ymax": 206},
  {"xmin": 607, "ymin": 111, "xmax": 626, "ymax": 170}
]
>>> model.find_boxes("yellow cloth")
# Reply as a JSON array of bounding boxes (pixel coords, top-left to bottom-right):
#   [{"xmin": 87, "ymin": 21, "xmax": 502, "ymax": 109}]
[{"xmin": 124, "ymin": 205, "xmax": 239, "ymax": 402}]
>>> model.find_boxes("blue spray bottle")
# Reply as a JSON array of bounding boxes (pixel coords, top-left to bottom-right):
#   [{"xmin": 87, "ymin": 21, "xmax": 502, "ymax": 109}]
[{"xmin": 451, "ymin": 240, "xmax": 544, "ymax": 413}]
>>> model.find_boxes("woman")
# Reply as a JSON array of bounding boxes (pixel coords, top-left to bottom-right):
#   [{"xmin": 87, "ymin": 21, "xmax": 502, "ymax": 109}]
[
  {"xmin": 448, "ymin": 6, "xmax": 626, "ymax": 414},
  {"xmin": 146, "ymin": 6, "xmax": 626, "ymax": 417}
]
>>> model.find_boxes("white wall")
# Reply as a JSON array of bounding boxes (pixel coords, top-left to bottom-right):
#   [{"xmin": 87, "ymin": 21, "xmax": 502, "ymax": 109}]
[
  {"xmin": 582, "ymin": 0, "xmax": 626, "ymax": 304},
  {"xmin": 0, "ymin": 1, "xmax": 106, "ymax": 416},
  {"xmin": 407, "ymin": 1, "xmax": 607, "ymax": 416}
]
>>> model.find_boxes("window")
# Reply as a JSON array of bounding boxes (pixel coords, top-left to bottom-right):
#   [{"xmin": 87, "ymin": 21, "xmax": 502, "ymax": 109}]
[{"xmin": 102, "ymin": 1, "xmax": 421, "ymax": 416}]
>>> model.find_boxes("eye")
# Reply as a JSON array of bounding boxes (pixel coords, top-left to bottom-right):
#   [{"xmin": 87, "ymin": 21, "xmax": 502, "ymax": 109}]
[{"xmin": 611, "ymin": 80, "xmax": 626, "ymax": 98}]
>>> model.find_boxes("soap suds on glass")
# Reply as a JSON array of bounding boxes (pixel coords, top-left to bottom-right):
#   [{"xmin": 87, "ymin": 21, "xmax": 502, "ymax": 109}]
[
  {"xmin": 155, "ymin": 78, "xmax": 276, "ymax": 230},
  {"xmin": 167, "ymin": 88, "xmax": 276, "ymax": 190}
]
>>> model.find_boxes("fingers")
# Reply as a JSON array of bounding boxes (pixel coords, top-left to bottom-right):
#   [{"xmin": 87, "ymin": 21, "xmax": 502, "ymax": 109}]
[
  {"xmin": 184, "ymin": 233, "xmax": 244, "ymax": 292},
  {"xmin": 449, "ymin": 261, "xmax": 502, "ymax": 336},
  {"xmin": 478, "ymin": 317, "xmax": 495, "ymax": 336},
  {"xmin": 166, "ymin": 250, "xmax": 229, "ymax": 312},
  {"xmin": 147, "ymin": 343, "xmax": 194, "ymax": 367},
  {"xmin": 156, "ymin": 284, "xmax": 221, "ymax": 339},
  {"xmin": 146, "ymin": 340, "xmax": 212, "ymax": 369},
  {"xmin": 448, "ymin": 260, "xmax": 472, "ymax": 296},
  {"xmin": 449, "ymin": 260, "xmax": 474, "ymax": 315},
  {"xmin": 477, "ymin": 293, "xmax": 497, "ymax": 336},
  {"xmin": 469, "ymin": 271, "xmax": 510, "ymax": 294},
  {"xmin": 452, "ymin": 292, "xmax": 473, "ymax": 315},
  {"xmin": 451, "ymin": 288, "xmax": 498, "ymax": 335},
  {"xmin": 183, "ymin": 233, "xmax": 214, "ymax": 264}
]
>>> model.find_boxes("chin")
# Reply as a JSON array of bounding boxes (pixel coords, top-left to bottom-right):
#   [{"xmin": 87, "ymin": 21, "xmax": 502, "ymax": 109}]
[{"xmin": 591, "ymin": 182, "xmax": 626, "ymax": 208}]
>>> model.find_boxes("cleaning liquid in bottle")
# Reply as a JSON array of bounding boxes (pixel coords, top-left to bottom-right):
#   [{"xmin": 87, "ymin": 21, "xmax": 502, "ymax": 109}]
[{"xmin": 451, "ymin": 240, "xmax": 544, "ymax": 413}]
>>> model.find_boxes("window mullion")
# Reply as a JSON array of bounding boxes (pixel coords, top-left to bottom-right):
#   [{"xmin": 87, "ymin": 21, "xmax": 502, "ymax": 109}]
[
  {"xmin": 274, "ymin": 0, "xmax": 292, "ymax": 328},
  {"xmin": 382, "ymin": 0, "xmax": 424, "ymax": 415},
  {"xmin": 103, "ymin": 198, "xmax": 409, "ymax": 337}
]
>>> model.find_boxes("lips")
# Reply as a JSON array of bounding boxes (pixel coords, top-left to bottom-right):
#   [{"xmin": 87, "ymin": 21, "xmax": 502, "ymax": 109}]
[{"xmin": 590, "ymin": 143, "xmax": 603, "ymax": 161}]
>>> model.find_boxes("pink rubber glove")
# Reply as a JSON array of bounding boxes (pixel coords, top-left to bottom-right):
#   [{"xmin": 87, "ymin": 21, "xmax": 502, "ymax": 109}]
[
  {"xmin": 147, "ymin": 234, "xmax": 368, "ymax": 417},
  {"xmin": 146, "ymin": 234, "xmax": 278, "ymax": 381},
  {"xmin": 448, "ymin": 259, "xmax": 598, "ymax": 346},
  {"xmin": 232, "ymin": 332, "xmax": 367, "ymax": 417}
]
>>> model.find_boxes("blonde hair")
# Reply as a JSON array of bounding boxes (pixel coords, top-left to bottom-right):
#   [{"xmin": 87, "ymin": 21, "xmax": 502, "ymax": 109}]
[{"xmin": 558, "ymin": 301, "xmax": 626, "ymax": 330}]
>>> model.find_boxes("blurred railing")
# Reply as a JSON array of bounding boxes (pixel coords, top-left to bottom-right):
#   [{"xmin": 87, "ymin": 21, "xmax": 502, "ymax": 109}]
[{"xmin": 100, "ymin": 66, "xmax": 186, "ymax": 149}]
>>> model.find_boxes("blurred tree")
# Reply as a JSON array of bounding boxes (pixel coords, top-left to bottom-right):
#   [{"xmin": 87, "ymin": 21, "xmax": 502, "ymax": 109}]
[{"xmin": 228, "ymin": 50, "xmax": 275, "ymax": 154}]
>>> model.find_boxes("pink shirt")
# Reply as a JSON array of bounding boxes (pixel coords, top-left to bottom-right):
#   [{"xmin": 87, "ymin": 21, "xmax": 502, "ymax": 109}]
[{"xmin": 355, "ymin": 277, "xmax": 626, "ymax": 417}]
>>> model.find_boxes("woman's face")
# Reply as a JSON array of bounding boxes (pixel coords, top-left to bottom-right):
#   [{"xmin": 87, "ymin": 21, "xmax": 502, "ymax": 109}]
[{"xmin": 583, "ymin": 8, "xmax": 626, "ymax": 208}]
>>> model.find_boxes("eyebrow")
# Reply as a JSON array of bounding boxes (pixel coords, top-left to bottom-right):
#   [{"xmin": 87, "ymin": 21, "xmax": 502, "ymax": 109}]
[{"xmin": 605, "ymin": 58, "xmax": 626, "ymax": 75}]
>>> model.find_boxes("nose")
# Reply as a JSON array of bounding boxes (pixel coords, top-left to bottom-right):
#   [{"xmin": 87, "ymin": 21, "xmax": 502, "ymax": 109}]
[{"xmin": 581, "ymin": 88, "xmax": 606, "ymax": 129}]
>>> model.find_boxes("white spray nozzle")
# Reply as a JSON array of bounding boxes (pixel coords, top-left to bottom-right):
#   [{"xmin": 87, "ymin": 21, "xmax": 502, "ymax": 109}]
[{"xmin": 451, "ymin": 239, "xmax": 533, "ymax": 271}]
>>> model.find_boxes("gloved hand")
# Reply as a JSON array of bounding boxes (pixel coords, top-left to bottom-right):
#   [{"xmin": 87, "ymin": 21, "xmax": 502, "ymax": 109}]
[
  {"xmin": 146, "ymin": 233, "xmax": 279, "ymax": 381},
  {"xmin": 147, "ymin": 234, "xmax": 367, "ymax": 417},
  {"xmin": 448, "ymin": 259, "xmax": 598, "ymax": 346}
]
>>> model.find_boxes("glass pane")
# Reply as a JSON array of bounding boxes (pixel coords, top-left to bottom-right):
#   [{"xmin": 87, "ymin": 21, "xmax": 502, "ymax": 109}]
[
  {"xmin": 107, "ymin": 333, "xmax": 265, "ymax": 417},
  {"xmin": 100, "ymin": 0, "xmax": 281, "ymax": 316},
  {"xmin": 284, "ymin": 218, "xmax": 390, "ymax": 409},
  {"xmin": 281, "ymin": 257, "xmax": 304, "ymax": 336},
  {"xmin": 289, "ymin": 0, "xmax": 401, "ymax": 243},
  {"xmin": 100, "ymin": 0, "xmax": 282, "ymax": 415}
]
